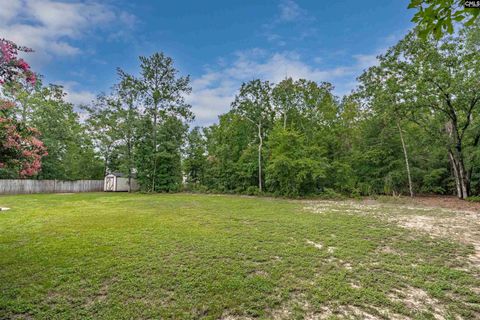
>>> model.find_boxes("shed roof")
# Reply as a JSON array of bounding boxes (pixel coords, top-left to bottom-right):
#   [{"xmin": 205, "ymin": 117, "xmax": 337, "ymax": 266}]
[{"xmin": 106, "ymin": 172, "xmax": 124, "ymax": 177}]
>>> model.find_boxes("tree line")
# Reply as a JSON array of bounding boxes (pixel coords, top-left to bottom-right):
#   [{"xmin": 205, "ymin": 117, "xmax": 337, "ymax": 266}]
[
  {"xmin": 184, "ymin": 24, "xmax": 480, "ymax": 199},
  {"xmin": 1, "ymin": 23, "xmax": 479, "ymax": 199}
]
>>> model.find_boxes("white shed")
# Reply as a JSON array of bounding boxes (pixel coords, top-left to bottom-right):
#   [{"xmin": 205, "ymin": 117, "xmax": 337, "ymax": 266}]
[{"xmin": 104, "ymin": 172, "xmax": 140, "ymax": 192}]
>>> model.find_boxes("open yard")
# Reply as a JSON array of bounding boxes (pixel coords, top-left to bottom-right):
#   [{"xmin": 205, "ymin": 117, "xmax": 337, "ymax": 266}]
[{"xmin": 0, "ymin": 193, "xmax": 479, "ymax": 319}]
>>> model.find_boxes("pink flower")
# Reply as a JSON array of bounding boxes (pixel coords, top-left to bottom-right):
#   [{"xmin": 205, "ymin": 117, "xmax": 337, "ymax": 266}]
[
  {"xmin": 22, "ymin": 150, "xmax": 33, "ymax": 157},
  {"xmin": 16, "ymin": 59, "xmax": 30, "ymax": 71},
  {"xmin": 30, "ymin": 137, "xmax": 44, "ymax": 148},
  {"xmin": 27, "ymin": 127, "xmax": 40, "ymax": 134},
  {"xmin": 26, "ymin": 73, "xmax": 36, "ymax": 85},
  {"xmin": 0, "ymin": 41, "xmax": 14, "ymax": 63}
]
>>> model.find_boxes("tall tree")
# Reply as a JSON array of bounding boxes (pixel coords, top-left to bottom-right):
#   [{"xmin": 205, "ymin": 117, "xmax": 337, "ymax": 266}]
[
  {"xmin": 137, "ymin": 53, "xmax": 192, "ymax": 191},
  {"xmin": 359, "ymin": 26, "xmax": 480, "ymax": 199},
  {"xmin": 0, "ymin": 39, "xmax": 46, "ymax": 178},
  {"xmin": 272, "ymin": 78, "xmax": 298, "ymax": 129},
  {"xmin": 358, "ymin": 66, "xmax": 416, "ymax": 197},
  {"xmin": 232, "ymin": 79, "xmax": 273, "ymax": 193},
  {"xmin": 116, "ymin": 70, "xmax": 141, "ymax": 191},
  {"xmin": 83, "ymin": 94, "xmax": 121, "ymax": 176}
]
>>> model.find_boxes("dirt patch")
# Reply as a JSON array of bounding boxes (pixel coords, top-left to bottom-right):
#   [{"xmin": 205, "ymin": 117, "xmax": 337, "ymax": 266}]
[
  {"xmin": 248, "ymin": 270, "xmax": 268, "ymax": 277},
  {"xmin": 304, "ymin": 197, "xmax": 480, "ymax": 268},
  {"xmin": 306, "ymin": 239, "xmax": 323, "ymax": 250},
  {"xmin": 219, "ymin": 315, "xmax": 253, "ymax": 320},
  {"xmin": 271, "ymin": 305, "xmax": 292, "ymax": 320},
  {"xmin": 393, "ymin": 212, "xmax": 480, "ymax": 266},
  {"xmin": 376, "ymin": 245, "xmax": 402, "ymax": 256},
  {"xmin": 85, "ymin": 278, "xmax": 116, "ymax": 307},
  {"xmin": 388, "ymin": 286, "xmax": 446, "ymax": 320},
  {"xmin": 337, "ymin": 305, "xmax": 380, "ymax": 319},
  {"xmin": 406, "ymin": 196, "xmax": 480, "ymax": 212},
  {"xmin": 349, "ymin": 281, "xmax": 362, "ymax": 289},
  {"xmin": 268, "ymin": 293, "xmax": 410, "ymax": 320},
  {"xmin": 11, "ymin": 313, "xmax": 33, "ymax": 320},
  {"xmin": 305, "ymin": 305, "xmax": 409, "ymax": 320}
]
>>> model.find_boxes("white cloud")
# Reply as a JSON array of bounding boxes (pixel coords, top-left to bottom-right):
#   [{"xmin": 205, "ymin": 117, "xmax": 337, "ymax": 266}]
[
  {"xmin": 353, "ymin": 54, "xmax": 379, "ymax": 70},
  {"xmin": 0, "ymin": 0, "xmax": 136, "ymax": 63},
  {"xmin": 0, "ymin": 0, "xmax": 22, "ymax": 23},
  {"xmin": 188, "ymin": 49, "xmax": 379, "ymax": 126},
  {"xmin": 66, "ymin": 89, "xmax": 96, "ymax": 107},
  {"xmin": 262, "ymin": 0, "xmax": 315, "ymax": 46},
  {"xmin": 278, "ymin": 0, "xmax": 306, "ymax": 22},
  {"xmin": 58, "ymin": 81, "xmax": 96, "ymax": 106}
]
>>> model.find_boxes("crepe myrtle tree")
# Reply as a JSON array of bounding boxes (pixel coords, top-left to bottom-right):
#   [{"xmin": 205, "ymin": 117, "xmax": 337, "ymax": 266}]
[
  {"xmin": 232, "ymin": 79, "xmax": 274, "ymax": 193},
  {"xmin": 0, "ymin": 39, "xmax": 46, "ymax": 178},
  {"xmin": 0, "ymin": 39, "xmax": 36, "ymax": 86}
]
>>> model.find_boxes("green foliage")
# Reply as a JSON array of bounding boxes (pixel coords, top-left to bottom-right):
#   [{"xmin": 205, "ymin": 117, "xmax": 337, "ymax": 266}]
[
  {"xmin": 421, "ymin": 168, "xmax": 449, "ymax": 194},
  {"xmin": 183, "ymin": 127, "xmax": 207, "ymax": 186},
  {"xmin": 357, "ymin": 25, "xmax": 480, "ymax": 198},
  {"xmin": 191, "ymin": 25, "xmax": 479, "ymax": 199},
  {"xmin": 135, "ymin": 52, "xmax": 192, "ymax": 192},
  {"xmin": 408, "ymin": 0, "xmax": 479, "ymax": 39},
  {"xmin": 466, "ymin": 195, "xmax": 480, "ymax": 202},
  {"xmin": 13, "ymin": 24, "xmax": 479, "ymax": 199},
  {"xmin": 134, "ymin": 115, "xmax": 186, "ymax": 192},
  {"xmin": 5, "ymin": 82, "xmax": 103, "ymax": 180},
  {"xmin": 266, "ymin": 126, "xmax": 328, "ymax": 196},
  {"xmin": 83, "ymin": 52, "xmax": 192, "ymax": 192}
]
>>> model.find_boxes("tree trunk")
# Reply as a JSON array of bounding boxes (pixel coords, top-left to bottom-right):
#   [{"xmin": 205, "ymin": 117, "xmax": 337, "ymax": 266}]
[
  {"xmin": 448, "ymin": 149, "xmax": 469, "ymax": 199},
  {"xmin": 448, "ymin": 151, "xmax": 462, "ymax": 198},
  {"xmin": 103, "ymin": 157, "xmax": 108, "ymax": 177},
  {"xmin": 457, "ymin": 146, "xmax": 470, "ymax": 199},
  {"xmin": 127, "ymin": 106, "xmax": 133, "ymax": 193},
  {"xmin": 128, "ymin": 169, "xmax": 132, "ymax": 192},
  {"xmin": 257, "ymin": 122, "xmax": 263, "ymax": 193},
  {"xmin": 445, "ymin": 121, "xmax": 469, "ymax": 199},
  {"xmin": 283, "ymin": 113, "xmax": 287, "ymax": 130},
  {"xmin": 152, "ymin": 103, "xmax": 158, "ymax": 192},
  {"xmin": 103, "ymin": 146, "xmax": 111, "ymax": 177},
  {"xmin": 397, "ymin": 121, "xmax": 413, "ymax": 197},
  {"xmin": 127, "ymin": 140, "xmax": 132, "ymax": 193}
]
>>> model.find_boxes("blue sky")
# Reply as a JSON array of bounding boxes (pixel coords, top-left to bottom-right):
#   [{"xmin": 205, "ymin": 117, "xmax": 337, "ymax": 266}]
[{"xmin": 0, "ymin": 0, "xmax": 414, "ymax": 125}]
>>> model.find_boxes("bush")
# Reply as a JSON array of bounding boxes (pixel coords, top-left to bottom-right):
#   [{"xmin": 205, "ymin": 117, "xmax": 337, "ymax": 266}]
[
  {"xmin": 466, "ymin": 196, "xmax": 480, "ymax": 202},
  {"xmin": 244, "ymin": 186, "xmax": 260, "ymax": 196},
  {"xmin": 319, "ymin": 188, "xmax": 345, "ymax": 200}
]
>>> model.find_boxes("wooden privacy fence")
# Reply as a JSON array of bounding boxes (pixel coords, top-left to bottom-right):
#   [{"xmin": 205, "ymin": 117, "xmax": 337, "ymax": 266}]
[{"xmin": 0, "ymin": 179, "xmax": 104, "ymax": 194}]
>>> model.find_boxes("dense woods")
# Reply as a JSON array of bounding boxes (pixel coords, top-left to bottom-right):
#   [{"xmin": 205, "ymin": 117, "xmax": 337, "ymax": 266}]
[
  {"xmin": 1, "ymin": 22, "xmax": 479, "ymax": 199},
  {"xmin": 184, "ymin": 25, "xmax": 480, "ymax": 199}
]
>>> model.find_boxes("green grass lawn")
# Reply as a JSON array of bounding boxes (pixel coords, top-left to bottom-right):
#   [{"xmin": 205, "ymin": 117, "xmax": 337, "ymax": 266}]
[{"xmin": 0, "ymin": 193, "xmax": 479, "ymax": 319}]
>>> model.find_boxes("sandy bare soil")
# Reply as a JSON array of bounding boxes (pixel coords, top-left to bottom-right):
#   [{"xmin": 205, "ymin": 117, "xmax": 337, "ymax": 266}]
[
  {"xmin": 304, "ymin": 196, "xmax": 480, "ymax": 268},
  {"xmin": 394, "ymin": 195, "xmax": 480, "ymax": 212},
  {"xmin": 302, "ymin": 196, "xmax": 480, "ymax": 319}
]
